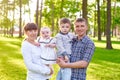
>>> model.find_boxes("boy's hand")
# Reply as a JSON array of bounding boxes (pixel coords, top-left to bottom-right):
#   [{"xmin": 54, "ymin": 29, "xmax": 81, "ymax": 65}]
[
  {"xmin": 56, "ymin": 57, "xmax": 66, "ymax": 68},
  {"xmin": 64, "ymin": 56, "xmax": 69, "ymax": 62}
]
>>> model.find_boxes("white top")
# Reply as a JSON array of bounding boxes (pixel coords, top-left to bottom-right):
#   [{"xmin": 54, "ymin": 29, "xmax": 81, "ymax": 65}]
[
  {"xmin": 21, "ymin": 40, "xmax": 51, "ymax": 80},
  {"xmin": 37, "ymin": 37, "xmax": 57, "ymax": 64}
]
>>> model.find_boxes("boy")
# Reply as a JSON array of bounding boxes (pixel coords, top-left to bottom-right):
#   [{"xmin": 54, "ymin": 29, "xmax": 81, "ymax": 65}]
[{"xmin": 56, "ymin": 18, "xmax": 74, "ymax": 80}]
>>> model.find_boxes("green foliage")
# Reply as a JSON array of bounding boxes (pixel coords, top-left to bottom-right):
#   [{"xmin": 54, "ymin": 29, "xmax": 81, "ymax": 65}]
[{"xmin": 42, "ymin": 0, "xmax": 81, "ymax": 33}]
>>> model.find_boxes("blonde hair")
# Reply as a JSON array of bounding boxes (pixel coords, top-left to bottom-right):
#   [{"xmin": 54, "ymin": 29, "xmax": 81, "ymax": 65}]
[{"xmin": 40, "ymin": 26, "xmax": 51, "ymax": 32}]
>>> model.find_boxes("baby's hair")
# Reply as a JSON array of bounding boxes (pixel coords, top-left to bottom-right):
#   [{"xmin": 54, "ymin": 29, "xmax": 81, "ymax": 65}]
[
  {"xmin": 40, "ymin": 26, "xmax": 51, "ymax": 32},
  {"xmin": 58, "ymin": 18, "xmax": 71, "ymax": 26}
]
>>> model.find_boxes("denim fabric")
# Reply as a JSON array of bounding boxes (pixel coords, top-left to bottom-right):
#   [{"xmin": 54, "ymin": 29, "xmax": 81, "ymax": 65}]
[{"xmin": 56, "ymin": 68, "xmax": 71, "ymax": 80}]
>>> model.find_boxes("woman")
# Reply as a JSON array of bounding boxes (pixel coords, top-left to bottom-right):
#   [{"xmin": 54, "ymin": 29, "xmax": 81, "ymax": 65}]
[{"xmin": 21, "ymin": 23, "xmax": 53, "ymax": 80}]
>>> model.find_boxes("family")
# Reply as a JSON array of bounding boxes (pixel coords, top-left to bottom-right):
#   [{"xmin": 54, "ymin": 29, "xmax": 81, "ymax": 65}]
[{"xmin": 21, "ymin": 18, "xmax": 95, "ymax": 80}]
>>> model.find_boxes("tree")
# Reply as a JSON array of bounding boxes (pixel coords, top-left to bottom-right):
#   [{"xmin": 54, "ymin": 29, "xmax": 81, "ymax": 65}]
[
  {"xmin": 106, "ymin": 0, "xmax": 113, "ymax": 49},
  {"xmin": 38, "ymin": 0, "xmax": 43, "ymax": 36},
  {"xmin": 36, "ymin": 0, "xmax": 39, "ymax": 26},
  {"xmin": 19, "ymin": 0, "xmax": 22, "ymax": 38},
  {"xmin": 97, "ymin": 0, "xmax": 101, "ymax": 41},
  {"xmin": 82, "ymin": 0, "xmax": 88, "ymax": 22}
]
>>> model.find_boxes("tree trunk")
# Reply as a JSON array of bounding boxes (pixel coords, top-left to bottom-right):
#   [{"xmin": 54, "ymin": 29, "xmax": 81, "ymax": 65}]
[
  {"xmin": 82, "ymin": 0, "xmax": 88, "ymax": 22},
  {"xmin": 97, "ymin": 0, "xmax": 101, "ymax": 41},
  {"xmin": 51, "ymin": 2, "xmax": 54, "ymax": 33},
  {"xmin": 106, "ymin": 0, "xmax": 113, "ymax": 49},
  {"xmin": 36, "ymin": 0, "xmax": 39, "ymax": 26},
  {"xmin": 19, "ymin": 0, "xmax": 22, "ymax": 38},
  {"xmin": 38, "ymin": 0, "xmax": 43, "ymax": 36},
  {"xmin": 60, "ymin": 0, "xmax": 64, "ymax": 18}
]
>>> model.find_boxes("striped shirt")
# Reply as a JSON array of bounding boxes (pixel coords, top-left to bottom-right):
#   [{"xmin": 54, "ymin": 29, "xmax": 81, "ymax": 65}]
[{"xmin": 70, "ymin": 36, "xmax": 95, "ymax": 80}]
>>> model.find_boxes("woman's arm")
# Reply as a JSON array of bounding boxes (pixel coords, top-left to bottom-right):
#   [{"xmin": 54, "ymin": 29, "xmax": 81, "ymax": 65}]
[{"xmin": 21, "ymin": 42, "xmax": 51, "ymax": 75}]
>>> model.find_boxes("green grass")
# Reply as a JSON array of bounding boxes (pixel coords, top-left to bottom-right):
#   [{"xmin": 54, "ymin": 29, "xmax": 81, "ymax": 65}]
[{"xmin": 0, "ymin": 36, "xmax": 120, "ymax": 80}]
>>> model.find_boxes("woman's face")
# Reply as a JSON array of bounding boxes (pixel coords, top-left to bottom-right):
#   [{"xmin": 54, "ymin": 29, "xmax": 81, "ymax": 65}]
[{"xmin": 26, "ymin": 30, "xmax": 38, "ymax": 40}]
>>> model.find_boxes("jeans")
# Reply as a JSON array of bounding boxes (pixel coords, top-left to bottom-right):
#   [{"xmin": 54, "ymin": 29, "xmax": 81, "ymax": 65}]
[{"xmin": 56, "ymin": 68, "xmax": 71, "ymax": 80}]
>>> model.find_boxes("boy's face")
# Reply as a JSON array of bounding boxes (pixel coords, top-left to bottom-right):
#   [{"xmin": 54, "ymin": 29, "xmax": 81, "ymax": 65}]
[
  {"xmin": 40, "ymin": 29, "xmax": 51, "ymax": 39},
  {"xmin": 59, "ymin": 23, "xmax": 71, "ymax": 34}
]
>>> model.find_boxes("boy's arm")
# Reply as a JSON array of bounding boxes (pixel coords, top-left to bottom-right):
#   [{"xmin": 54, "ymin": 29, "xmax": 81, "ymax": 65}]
[{"xmin": 55, "ymin": 35, "xmax": 67, "ymax": 57}]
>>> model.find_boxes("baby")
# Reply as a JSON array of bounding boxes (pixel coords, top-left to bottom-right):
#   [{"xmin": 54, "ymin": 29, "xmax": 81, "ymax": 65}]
[{"xmin": 37, "ymin": 27, "xmax": 57, "ymax": 65}]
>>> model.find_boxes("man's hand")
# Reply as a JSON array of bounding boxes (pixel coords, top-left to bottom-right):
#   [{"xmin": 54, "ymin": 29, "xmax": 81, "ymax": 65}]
[{"xmin": 56, "ymin": 57, "xmax": 67, "ymax": 68}]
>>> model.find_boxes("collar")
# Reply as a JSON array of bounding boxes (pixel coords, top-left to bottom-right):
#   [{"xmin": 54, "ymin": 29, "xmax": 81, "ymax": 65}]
[
  {"xmin": 72, "ymin": 35, "xmax": 88, "ymax": 43},
  {"xmin": 59, "ymin": 31, "xmax": 68, "ymax": 35}
]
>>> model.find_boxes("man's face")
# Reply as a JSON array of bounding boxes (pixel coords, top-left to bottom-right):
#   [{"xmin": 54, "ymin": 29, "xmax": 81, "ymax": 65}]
[
  {"xmin": 59, "ymin": 23, "xmax": 71, "ymax": 34},
  {"xmin": 74, "ymin": 22, "xmax": 88, "ymax": 37}
]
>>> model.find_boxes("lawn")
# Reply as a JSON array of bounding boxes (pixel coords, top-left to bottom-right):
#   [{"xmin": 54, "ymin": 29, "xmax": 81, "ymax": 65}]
[{"xmin": 0, "ymin": 36, "xmax": 120, "ymax": 80}]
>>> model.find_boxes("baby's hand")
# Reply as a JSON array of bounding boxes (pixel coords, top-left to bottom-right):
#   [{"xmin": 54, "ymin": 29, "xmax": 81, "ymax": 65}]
[
  {"xmin": 45, "ymin": 44, "xmax": 56, "ymax": 48},
  {"xmin": 34, "ymin": 42, "xmax": 40, "ymax": 47}
]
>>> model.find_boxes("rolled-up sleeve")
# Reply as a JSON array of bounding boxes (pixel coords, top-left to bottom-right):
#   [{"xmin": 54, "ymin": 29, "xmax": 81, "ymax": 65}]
[{"xmin": 83, "ymin": 42, "xmax": 95, "ymax": 62}]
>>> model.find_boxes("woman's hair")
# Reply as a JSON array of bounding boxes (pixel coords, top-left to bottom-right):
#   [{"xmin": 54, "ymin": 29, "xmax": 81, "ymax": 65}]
[
  {"xmin": 24, "ymin": 23, "xmax": 38, "ymax": 32},
  {"xmin": 58, "ymin": 17, "xmax": 71, "ymax": 26}
]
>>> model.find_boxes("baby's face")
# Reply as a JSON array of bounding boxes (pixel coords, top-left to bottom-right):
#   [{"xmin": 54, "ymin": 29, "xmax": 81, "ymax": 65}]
[
  {"xmin": 59, "ymin": 23, "xmax": 71, "ymax": 34},
  {"xmin": 41, "ymin": 30, "xmax": 51, "ymax": 39}
]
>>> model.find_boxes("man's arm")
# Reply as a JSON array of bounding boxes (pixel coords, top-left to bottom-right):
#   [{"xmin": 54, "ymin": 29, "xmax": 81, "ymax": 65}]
[{"xmin": 57, "ymin": 58, "xmax": 88, "ymax": 68}]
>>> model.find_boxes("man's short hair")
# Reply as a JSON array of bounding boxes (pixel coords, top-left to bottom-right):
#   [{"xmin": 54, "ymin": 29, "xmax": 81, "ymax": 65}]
[{"xmin": 75, "ymin": 18, "xmax": 88, "ymax": 26}]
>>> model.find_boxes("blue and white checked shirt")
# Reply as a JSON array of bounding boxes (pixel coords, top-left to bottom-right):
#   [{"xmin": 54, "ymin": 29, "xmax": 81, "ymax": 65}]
[{"xmin": 70, "ymin": 35, "xmax": 95, "ymax": 80}]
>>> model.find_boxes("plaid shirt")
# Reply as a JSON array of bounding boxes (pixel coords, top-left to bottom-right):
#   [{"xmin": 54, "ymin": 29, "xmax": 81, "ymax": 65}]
[{"xmin": 70, "ymin": 36, "xmax": 95, "ymax": 80}]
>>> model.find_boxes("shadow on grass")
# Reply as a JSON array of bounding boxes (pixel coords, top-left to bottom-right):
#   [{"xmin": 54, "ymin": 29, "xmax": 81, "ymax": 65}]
[{"xmin": 93, "ymin": 39, "xmax": 120, "ymax": 44}]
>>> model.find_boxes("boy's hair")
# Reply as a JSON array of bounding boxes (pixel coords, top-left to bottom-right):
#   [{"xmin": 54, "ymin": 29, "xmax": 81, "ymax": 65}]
[
  {"xmin": 58, "ymin": 18, "xmax": 71, "ymax": 26},
  {"xmin": 74, "ymin": 18, "xmax": 88, "ymax": 26},
  {"xmin": 24, "ymin": 23, "xmax": 38, "ymax": 32},
  {"xmin": 40, "ymin": 26, "xmax": 51, "ymax": 32}
]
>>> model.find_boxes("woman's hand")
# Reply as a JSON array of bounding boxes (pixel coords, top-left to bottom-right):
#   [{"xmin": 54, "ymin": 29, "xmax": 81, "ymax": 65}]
[{"xmin": 46, "ymin": 64, "xmax": 54, "ymax": 75}]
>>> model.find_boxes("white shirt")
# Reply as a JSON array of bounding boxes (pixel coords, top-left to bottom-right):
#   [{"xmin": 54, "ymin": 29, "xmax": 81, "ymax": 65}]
[{"xmin": 21, "ymin": 40, "xmax": 51, "ymax": 80}]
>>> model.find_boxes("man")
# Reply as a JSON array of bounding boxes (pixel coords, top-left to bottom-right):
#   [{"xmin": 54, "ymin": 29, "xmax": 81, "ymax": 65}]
[{"xmin": 57, "ymin": 18, "xmax": 95, "ymax": 80}]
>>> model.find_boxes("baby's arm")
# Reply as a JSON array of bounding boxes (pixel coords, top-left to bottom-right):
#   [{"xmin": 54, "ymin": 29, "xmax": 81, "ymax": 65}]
[
  {"xmin": 33, "ymin": 42, "xmax": 40, "ymax": 46},
  {"xmin": 45, "ymin": 43, "xmax": 56, "ymax": 48},
  {"xmin": 45, "ymin": 38, "xmax": 56, "ymax": 48}
]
